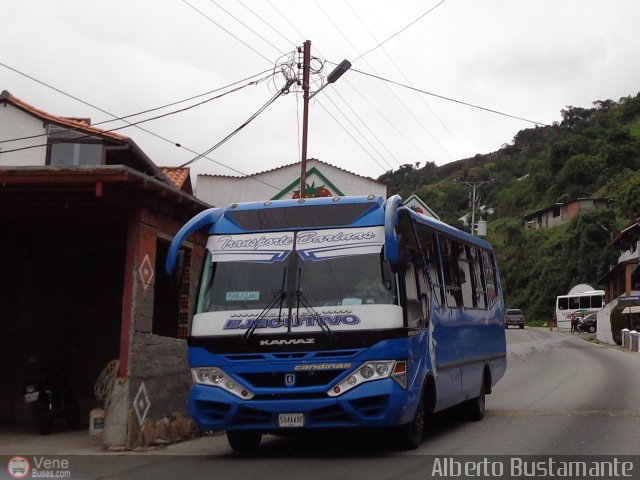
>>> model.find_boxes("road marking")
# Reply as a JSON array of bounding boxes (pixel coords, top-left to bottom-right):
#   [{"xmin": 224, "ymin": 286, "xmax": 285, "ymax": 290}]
[{"xmin": 488, "ymin": 409, "xmax": 640, "ymax": 418}]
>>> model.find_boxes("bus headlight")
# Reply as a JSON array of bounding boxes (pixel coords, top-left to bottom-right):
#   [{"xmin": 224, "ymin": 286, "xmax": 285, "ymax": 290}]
[
  {"xmin": 327, "ymin": 360, "xmax": 407, "ymax": 397},
  {"xmin": 191, "ymin": 368, "xmax": 254, "ymax": 399}
]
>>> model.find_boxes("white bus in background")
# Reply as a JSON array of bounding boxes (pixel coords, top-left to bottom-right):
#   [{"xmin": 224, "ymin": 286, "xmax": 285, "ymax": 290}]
[{"xmin": 555, "ymin": 284, "xmax": 605, "ymax": 330}]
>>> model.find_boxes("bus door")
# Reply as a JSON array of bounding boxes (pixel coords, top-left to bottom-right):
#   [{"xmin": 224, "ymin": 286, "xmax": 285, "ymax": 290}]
[
  {"xmin": 412, "ymin": 224, "xmax": 462, "ymax": 408},
  {"xmin": 433, "ymin": 234, "xmax": 466, "ymax": 408}
]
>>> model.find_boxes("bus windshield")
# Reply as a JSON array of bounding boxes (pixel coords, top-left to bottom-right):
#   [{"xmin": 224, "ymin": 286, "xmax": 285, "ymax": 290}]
[{"xmin": 197, "ymin": 252, "xmax": 397, "ymax": 313}]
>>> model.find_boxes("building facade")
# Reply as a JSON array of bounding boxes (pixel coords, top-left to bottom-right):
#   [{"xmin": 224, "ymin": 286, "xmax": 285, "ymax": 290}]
[
  {"xmin": 0, "ymin": 91, "xmax": 209, "ymax": 447},
  {"xmin": 524, "ymin": 198, "xmax": 613, "ymax": 229},
  {"xmin": 598, "ymin": 218, "xmax": 640, "ymax": 345},
  {"xmin": 195, "ymin": 158, "xmax": 387, "ymax": 205}
]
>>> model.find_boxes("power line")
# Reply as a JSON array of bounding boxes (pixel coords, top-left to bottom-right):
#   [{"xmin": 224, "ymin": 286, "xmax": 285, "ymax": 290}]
[
  {"xmin": 0, "ymin": 76, "xmax": 273, "ymax": 155},
  {"xmin": 345, "ymin": 0, "xmax": 470, "ymax": 158},
  {"xmin": 344, "ymin": 65, "xmax": 550, "ymax": 126},
  {"xmin": 180, "ymin": 0, "xmax": 273, "ymax": 64},
  {"xmin": 207, "ymin": 0, "xmax": 284, "ymax": 55},
  {"xmin": 265, "ymin": 1, "xmax": 406, "ymax": 167},
  {"xmin": 322, "ymin": 89, "xmax": 395, "ymax": 171},
  {"xmin": 0, "ymin": 61, "xmax": 289, "ymax": 187},
  {"xmin": 327, "ymin": 87, "xmax": 401, "ymax": 168},
  {"xmin": 353, "ymin": 0, "xmax": 447, "ymax": 62},
  {"xmin": 315, "ymin": 98, "xmax": 390, "ymax": 174},
  {"xmin": 208, "ymin": 0, "xmax": 393, "ymax": 170},
  {"xmin": 0, "ymin": 67, "xmax": 275, "ymax": 145},
  {"xmin": 185, "ymin": 0, "xmax": 410, "ymax": 174},
  {"xmin": 179, "ymin": 80, "xmax": 295, "ymax": 169},
  {"xmin": 235, "ymin": 0, "xmax": 297, "ymax": 50},
  {"xmin": 314, "ymin": 0, "xmax": 440, "ymax": 164}
]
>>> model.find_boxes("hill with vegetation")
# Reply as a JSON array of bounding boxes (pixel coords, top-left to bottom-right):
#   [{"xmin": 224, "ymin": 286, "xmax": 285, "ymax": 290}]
[{"xmin": 380, "ymin": 93, "xmax": 640, "ymax": 322}]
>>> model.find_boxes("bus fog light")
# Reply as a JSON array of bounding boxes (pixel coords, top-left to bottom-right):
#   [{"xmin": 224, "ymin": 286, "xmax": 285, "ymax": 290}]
[{"xmin": 347, "ymin": 376, "xmax": 357, "ymax": 386}]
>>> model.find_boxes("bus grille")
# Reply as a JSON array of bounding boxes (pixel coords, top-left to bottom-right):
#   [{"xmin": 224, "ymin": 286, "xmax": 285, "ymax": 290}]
[{"xmin": 238, "ymin": 370, "xmax": 345, "ymax": 388}]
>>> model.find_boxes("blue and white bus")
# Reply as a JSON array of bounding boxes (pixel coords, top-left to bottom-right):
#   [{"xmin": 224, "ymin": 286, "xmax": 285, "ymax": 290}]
[{"xmin": 166, "ymin": 194, "xmax": 506, "ymax": 451}]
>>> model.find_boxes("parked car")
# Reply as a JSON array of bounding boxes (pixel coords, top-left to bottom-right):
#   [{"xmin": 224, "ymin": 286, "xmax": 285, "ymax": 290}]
[
  {"xmin": 505, "ymin": 308, "xmax": 525, "ymax": 329},
  {"xmin": 577, "ymin": 312, "xmax": 597, "ymax": 333}
]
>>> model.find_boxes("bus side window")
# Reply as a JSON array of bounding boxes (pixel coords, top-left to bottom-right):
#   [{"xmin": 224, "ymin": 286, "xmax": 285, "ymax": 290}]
[
  {"xmin": 458, "ymin": 243, "xmax": 474, "ymax": 309},
  {"xmin": 579, "ymin": 295, "xmax": 591, "ymax": 309},
  {"xmin": 482, "ymin": 251, "xmax": 498, "ymax": 307},
  {"xmin": 470, "ymin": 247, "xmax": 487, "ymax": 309},
  {"xmin": 415, "ymin": 224, "xmax": 444, "ymax": 306},
  {"xmin": 569, "ymin": 296, "xmax": 579, "ymax": 310},
  {"xmin": 441, "ymin": 237, "xmax": 463, "ymax": 309},
  {"xmin": 403, "ymin": 252, "xmax": 426, "ymax": 328},
  {"xmin": 558, "ymin": 297, "xmax": 568, "ymax": 310}
]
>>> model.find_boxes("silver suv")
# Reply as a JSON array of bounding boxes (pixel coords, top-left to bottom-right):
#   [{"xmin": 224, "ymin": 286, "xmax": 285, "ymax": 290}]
[{"xmin": 505, "ymin": 309, "xmax": 525, "ymax": 329}]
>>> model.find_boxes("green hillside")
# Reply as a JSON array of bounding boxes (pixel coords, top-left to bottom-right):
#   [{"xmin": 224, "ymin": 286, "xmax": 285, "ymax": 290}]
[{"xmin": 381, "ymin": 93, "xmax": 640, "ymax": 322}]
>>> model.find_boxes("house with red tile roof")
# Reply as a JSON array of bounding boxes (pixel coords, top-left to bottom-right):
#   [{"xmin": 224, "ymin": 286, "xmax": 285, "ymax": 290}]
[{"xmin": 0, "ymin": 90, "xmax": 209, "ymax": 447}]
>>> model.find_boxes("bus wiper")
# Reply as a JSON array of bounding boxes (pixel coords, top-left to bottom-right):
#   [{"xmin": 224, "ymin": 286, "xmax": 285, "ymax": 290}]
[
  {"xmin": 240, "ymin": 267, "xmax": 287, "ymax": 344},
  {"xmin": 293, "ymin": 268, "xmax": 336, "ymax": 339}
]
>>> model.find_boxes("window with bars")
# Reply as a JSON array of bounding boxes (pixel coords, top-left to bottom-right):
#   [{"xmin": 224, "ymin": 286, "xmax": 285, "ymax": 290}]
[{"xmin": 153, "ymin": 240, "xmax": 191, "ymax": 339}]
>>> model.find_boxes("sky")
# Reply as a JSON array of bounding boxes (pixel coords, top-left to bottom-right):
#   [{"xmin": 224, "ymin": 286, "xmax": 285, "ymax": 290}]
[{"xmin": 2, "ymin": 0, "xmax": 640, "ymax": 192}]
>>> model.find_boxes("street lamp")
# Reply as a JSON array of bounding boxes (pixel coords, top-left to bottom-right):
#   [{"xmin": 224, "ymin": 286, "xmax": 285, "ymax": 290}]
[
  {"xmin": 299, "ymin": 40, "xmax": 350, "ymax": 197},
  {"xmin": 309, "ymin": 59, "xmax": 352, "ymax": 100}
]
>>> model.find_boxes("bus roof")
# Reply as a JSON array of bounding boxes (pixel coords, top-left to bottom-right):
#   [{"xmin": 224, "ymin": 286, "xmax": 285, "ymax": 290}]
[
  {"xmin": 404, "ymin": 207, "xmax": 494, "ymax": 251},
  {"xmin": 557, "ymin": 290, "xmax": 605, "ymax": 298},
  {"xmin": 213, "ymin": 195, "xmax": 386, "ymax": 233}
]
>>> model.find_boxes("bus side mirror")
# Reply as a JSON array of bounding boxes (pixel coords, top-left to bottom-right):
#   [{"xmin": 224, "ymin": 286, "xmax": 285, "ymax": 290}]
[{"xmin": 389, "ymin": 244, "xmax": 408, "ymax": 274}]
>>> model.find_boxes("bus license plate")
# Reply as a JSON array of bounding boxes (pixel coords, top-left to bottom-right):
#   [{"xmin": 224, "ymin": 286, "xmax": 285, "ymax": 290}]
[{"xmin": 278, "ymin": 413, "xmax": 304, "ymax": 428}]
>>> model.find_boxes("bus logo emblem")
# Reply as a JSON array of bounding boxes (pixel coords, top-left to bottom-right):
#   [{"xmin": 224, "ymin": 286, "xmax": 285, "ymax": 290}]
[{"xmin": 285, "ymin": 374, "xmax": 296, "ymax": 387}]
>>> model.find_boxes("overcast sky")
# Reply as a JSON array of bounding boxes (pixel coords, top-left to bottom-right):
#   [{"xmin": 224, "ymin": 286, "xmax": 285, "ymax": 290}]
[{"xmin": 2, "ymin": 0, "xmax": 640, "ymax": 191}]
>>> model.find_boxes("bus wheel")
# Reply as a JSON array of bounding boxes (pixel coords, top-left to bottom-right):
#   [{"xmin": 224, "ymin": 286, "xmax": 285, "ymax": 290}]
[
  {"xmin": 227, "ymin": 430, "xmax": 262, "ymax": 452},
  {"xmin": 465, "ymin": 379, "xmax": 486, "ymax": 421},
  {"xmin": 394, "ymin": 396, "xmax": 425, "ymax": 450}
]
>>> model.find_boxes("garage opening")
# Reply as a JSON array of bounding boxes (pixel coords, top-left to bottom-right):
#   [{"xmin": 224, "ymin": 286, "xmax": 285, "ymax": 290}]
[{"xmin": 0, "ymin": 220, "xmax": 125, "ymax": 429}]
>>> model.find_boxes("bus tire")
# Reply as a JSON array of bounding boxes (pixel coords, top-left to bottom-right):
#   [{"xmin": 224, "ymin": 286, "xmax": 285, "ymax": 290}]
[
  {"xmin": 227, "ymin": 430, "xmax": 262, "ymax": 452},
  {"xmin": 465, "ymin": 376, "xmax": 486, "ymax": 421},
  {"xmin": 394, "ymin": 395, "xmax": 425, "ymax": 450}
]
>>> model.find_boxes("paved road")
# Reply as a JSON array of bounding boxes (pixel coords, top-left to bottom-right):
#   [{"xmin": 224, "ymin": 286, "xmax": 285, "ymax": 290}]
[{"xmin": 2, "ymin": 328, "xmax": 639, "ymax": 479}]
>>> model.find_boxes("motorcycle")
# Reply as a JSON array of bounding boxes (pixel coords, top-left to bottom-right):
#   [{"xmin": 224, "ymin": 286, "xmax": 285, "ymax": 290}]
[{"xmin": 23, "ymin": 362, "xmax": 81, "ymax": 435}]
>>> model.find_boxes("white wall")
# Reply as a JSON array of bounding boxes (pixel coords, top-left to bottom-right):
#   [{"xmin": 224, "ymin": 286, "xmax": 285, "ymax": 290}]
[
  {"xmin": 0, "ymin": 104, "xmax": 48, "ymax": 166},
  {"xmin": 196, "ymin": 159, "xmax": 386, "ymax": 206},
  {"xmin": 597, "ymin": 300, "xmax": 616, "ymax": 345}
]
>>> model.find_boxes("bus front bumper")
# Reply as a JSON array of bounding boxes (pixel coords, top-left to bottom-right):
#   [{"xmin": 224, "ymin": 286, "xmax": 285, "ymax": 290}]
[{"xmin": 189, "ymin": 379, "xmax": 418, "ymax": 432}]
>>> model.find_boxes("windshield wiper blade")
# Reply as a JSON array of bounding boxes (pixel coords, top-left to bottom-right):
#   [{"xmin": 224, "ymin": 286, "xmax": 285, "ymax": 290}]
[{"xmin": 240, "ymin": 267, "xmax": 287, "ymax": 344}]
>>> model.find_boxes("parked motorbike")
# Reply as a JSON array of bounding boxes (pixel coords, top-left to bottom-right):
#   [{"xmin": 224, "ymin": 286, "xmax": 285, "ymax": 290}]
[{"xmin": 23, "ymin": 361, "xmax": 80, "ymax": 435}]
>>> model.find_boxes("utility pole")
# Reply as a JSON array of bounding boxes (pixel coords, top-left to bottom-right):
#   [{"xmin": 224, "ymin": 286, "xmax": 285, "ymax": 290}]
[
  {"xmin": 457, "ymin": 178, "xmax": 493, "ymax": 235},
  {"xmin": 299, "ymin": 40, "xmax": 311, "ymax": 198},
  {"xmin": 297, "ymin": 41, "xmax": 350, "ymax": 199}
]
